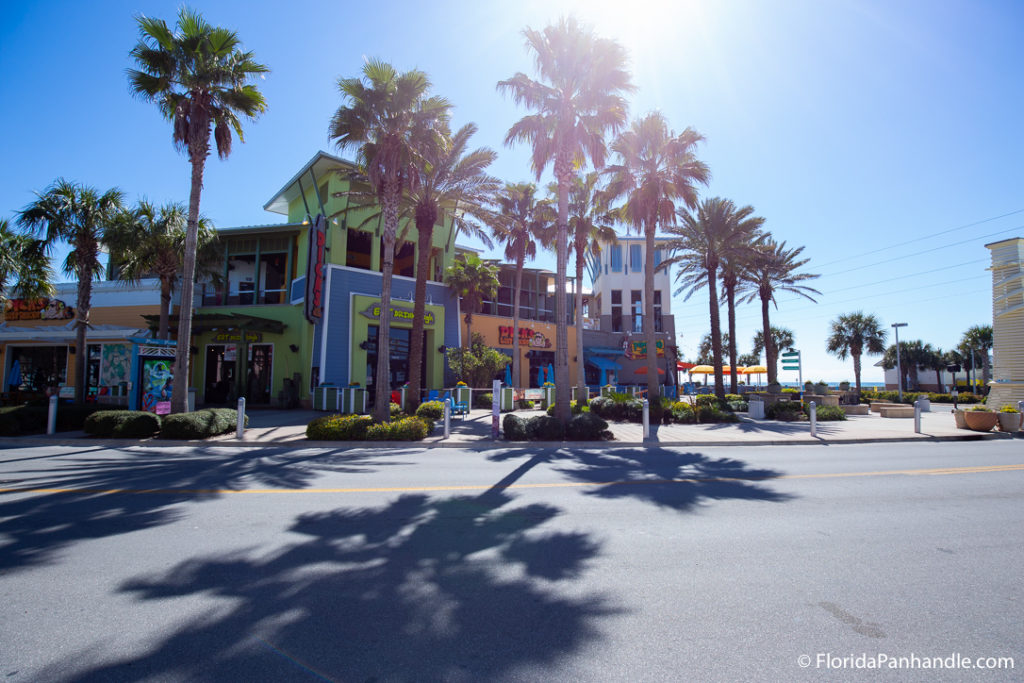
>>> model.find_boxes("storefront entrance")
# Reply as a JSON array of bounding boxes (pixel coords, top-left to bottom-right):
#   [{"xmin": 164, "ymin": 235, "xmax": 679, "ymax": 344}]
[
  {"xmin": 204, "ymin": 345, "xmax": 237, "ymax": 404},
  {"xmin": 204, "ymin": 343, "xmax": 273, "ymax": 405},
  {"xmin": 5, "ymin": 345, "xmax": 67, "ymax": 393},
  {"xmin": 365, "ymin": 326, "xmax": 427, "ymax": 402}
]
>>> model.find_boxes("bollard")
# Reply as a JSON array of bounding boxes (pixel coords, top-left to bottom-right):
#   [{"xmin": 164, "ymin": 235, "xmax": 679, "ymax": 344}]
[
  {"xmin": 444, "ymin": 398, "xmax": 451, "ymax": 439},
  {"xmin": 809, "ymin": 400, "xmax": 817, "ymax": 438},
  {"xmin": 47, "ymin": 395, "xmax": 58, "ymax": 435},
  {"xmin": 642, "ymin": 398, "xmax": 650, "ymax": 440},
  {"xmin": 914, "ymin": 399, "xmax": 922, "ymax": 434},
  {"xmin": 236, "ymin": 397, "xmax": 246, "ymax": 440}
]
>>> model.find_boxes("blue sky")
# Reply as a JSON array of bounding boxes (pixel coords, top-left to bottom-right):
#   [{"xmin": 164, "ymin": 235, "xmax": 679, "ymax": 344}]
[{"xmin": 2, "ymin": 0, "xmax": 1022, "ymax": 382}]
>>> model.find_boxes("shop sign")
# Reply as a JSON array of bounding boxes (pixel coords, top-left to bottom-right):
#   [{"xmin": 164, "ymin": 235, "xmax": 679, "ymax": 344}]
[
  {"xmin": 625, "ymin": 339, "xmax": 665, "ymax": 359},
  {"xmin": 360, "ymin": 302, "xmax": 434, "ymax": 326},
  {"xmin": 304, "ymin": 214, "xmax": 326, "ymax": 324},
  {"xmin": 214, "ymin": 332, "xmax": 262, "ymax": 343},
  {"xmin": 498, "ymin": 326, "xmax": 551, "ymax": 348},
  {"xmin": 3, "ymin": 297, "xmax": 74, "ymax": 321}
]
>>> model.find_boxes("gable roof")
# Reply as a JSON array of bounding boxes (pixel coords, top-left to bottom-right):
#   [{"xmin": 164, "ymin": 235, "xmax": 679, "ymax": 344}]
[{"xmin": 263, "ymin": 150, "xmax": 359, "ymax": 216}]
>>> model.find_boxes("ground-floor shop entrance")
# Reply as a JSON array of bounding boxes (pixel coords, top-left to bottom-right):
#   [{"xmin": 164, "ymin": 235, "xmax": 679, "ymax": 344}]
[{"xmin": 204, "ymin": 342, "xmax": 274, "ymax": 405}]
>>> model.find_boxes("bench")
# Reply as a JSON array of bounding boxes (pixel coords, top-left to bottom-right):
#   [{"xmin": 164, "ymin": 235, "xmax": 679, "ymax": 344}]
[
  {"xmin": 870, "ymin": 402, "xmax": 905, "ymax": 413},
  {"xmin": 841, "ymin": 404, "xmax": 870, "ymax": 415},
  {"xmin": 879, "ymin": 406, "xmax": 915, "ymax": 418}
]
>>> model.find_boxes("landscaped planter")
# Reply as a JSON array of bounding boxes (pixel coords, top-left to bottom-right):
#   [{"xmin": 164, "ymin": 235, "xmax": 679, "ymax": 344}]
[
  {"xmin": 963, "ymin": 411, "xmax": 998, "ymax": 432},
  {"xmin": 953, "ymin": 409, "xmax": 967, "ymax": 429},
  {"xmin": 997, "ymin": 411, "xmax": 1022, "ymax": 433}
]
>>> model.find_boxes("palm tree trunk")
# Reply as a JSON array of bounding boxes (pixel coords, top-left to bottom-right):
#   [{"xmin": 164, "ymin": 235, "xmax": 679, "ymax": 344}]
[
  {"xmin": 171, "ymin": 133, "xmax": 208, "ymax": 414},
  {"xmin": 553, "ymin": 154, "xmax": 571, "ymax": 423},
  {"xmin": 375, "ymin": 179, "xmax": 399, "ymax": 423},
  {"xmin": 512, "ymin": 252, "xmax": 525, "ymax": 389},
  {"xmin": 644, "ymin": 222, "xmax": 658, "ymax": 404},
  {"xmin": 74, "ymin": 257, "xmax": 92, "ymax": 404},
  {"xmin": 465, "ymin": 313, "xmax": 473, "ymax": 350},
  {"xmin": 575, "ymin": 239, "xmax": 587, "ymax": 404},
  {"xmin": 853, "ymin": 352, "xmax": 862, "ymax": 398},
  {"xmin": 159, "ymin": 276, "xmax": 172, "ymax": 340},
  {"xmin": 726, "ymin": 283, "xmax": 738, "ymax": 395},
  {"xmin": 708, "ymin": 268, "xmax": 724, "ymax": 399},
  {"xmin": 762, "ymin": 293, "xmax": 776, "ymax": 385},
  {"xmin": 406, "ymin": 219, "xmax": 434, "ymax": 413}
]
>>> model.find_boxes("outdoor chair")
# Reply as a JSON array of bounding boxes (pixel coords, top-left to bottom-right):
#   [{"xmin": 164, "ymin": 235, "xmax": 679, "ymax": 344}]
[{"xmin": 427, "ymin": 389, "xmax": 439, "ymax": 402}]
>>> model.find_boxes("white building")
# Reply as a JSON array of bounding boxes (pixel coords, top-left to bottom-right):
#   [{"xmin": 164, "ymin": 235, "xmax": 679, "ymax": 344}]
[{"xmin": 590, "ymin": 236, "xmax": 673, "ymax": 334}]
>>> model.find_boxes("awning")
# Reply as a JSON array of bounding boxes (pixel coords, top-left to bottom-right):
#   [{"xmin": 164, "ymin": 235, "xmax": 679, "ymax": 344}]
[
  {"xmin": 677, "ymin": 361, "xmax": 697, "ymax": 371},
  {"xmin": 0, "ymin": 322, "xmax": 148, "ymax": 342},
  {"xmin": 587, "ymin": 356, "xmax": 622, "ymax": 371},
  {"xmin": 143, "ymin": 313, "xmax": 287, "ymax": 335},
  {"xmin": 585, "ymin": 347, "xmax": 624, "ymax": 356}
]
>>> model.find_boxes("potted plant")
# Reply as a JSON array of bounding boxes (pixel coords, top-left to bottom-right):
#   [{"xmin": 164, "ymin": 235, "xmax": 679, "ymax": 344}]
[
  {"xmin": 963, "ymin": 405, "xmax": 999, "ymax": 432},
  {"xmin": 815, "ymin": 381, "xmax": 829, "ymax": 395},
  {"xmin": 838, "ymin": 381, "xmax": 851, "ymax": 392},
  {"xmin": 997, "ymin": 404, "xmax": 1022, "ymax": 433}
]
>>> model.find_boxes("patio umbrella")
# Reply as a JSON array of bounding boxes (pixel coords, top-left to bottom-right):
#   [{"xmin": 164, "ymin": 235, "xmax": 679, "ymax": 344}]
[
  {"xmin": 547, "ymin": 363, "xmax": 554, "ymax": 384},
  {"xmin": 676, "ymin": 361, "xmax": 697, "ymax": 371},
  {"xmin": 537, "ymin": 367, "xmax": 544, "ymax": 387},
  {"xmin": 504, "ymin": 364, "xmax": 512, "ymax": 387},
  {"xmin": 740, "ymin": 365, "xmax": 767, "ymax": 387},
  {"xmin": 8, "ymin": 359, "xmax": 21, "ymax": 389},
  {"xmin": 688, "ymin": 365, "xmax": 715, "ymax": 374}
]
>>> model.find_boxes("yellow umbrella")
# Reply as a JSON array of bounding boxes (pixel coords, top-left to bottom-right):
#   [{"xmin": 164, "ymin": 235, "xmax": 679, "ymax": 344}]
[
  {"xmin": 741, "ymin": 365, "xmax": 767, "ymax": 374},
  {"xmin": 688, "ymin": 365, "xmax": 715, "ymax": 374}
]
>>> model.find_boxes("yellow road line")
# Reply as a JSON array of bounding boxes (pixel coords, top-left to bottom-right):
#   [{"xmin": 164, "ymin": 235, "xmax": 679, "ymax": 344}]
[{"xmin": 0, "ymin": 463, "xmax": 1021, "ymax": 496}]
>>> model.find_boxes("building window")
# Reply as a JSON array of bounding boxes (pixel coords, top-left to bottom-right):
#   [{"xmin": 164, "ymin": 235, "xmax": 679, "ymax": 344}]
[
  {"xmin": 610, "ymin": 245, "xmax": 623, "ymax": 272},
  {"xmin": 654, "ymin": 248, "xmax": 662, "ymax": 270},
  {"xmin": 611, "ymin": 290, "xmax": 622, "ymax": 332},
  {"xmin": 631, "ymin": 290, "xmax": 643, "ymax": 332},
  {"xmin": 346, "ymin": 229, "xmax": 372, "ymax": 270},
  {"xmin": 654, "ymin": 290, "xmax": 663, "ymax": 332},
  {"xmin": 630, "ymin": 244, "xmax": 642, "ymax": 271},
  {"xmin": 383, "ymin": 239, "xmax": 415, "ymax": 277},
  {"xmin": 258, "ymin": 252, "xmax": 288, "ymax": 304}
]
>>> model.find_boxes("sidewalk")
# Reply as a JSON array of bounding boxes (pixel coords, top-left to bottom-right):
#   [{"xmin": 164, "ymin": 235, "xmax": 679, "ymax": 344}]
[{"xmin": 6, "ymin": 404, "xmax": 1016, "ymax": 449}]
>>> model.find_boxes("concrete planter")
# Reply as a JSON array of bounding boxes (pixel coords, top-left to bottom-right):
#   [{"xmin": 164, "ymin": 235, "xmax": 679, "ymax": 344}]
[
  {"xmin": 963, "ymin": 410, "xmax": 998, "ymax": 432},
  {"xmin": 997, "ymin": 411, "xmax": 1022, "ymax": 432},
  {"xmin": 953, "ymin": 409, "xmax": 967, "ymax": 429}
]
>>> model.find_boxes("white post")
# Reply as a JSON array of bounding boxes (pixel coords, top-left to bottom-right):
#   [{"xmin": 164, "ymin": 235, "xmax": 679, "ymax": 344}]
[
  {"xmin": 236, "ymin": 397, "xmax": 246, "ymax": 440},
  {"xmin": 642, "ymin": 398, "xmax": 650, "ymax": 440},
  {"xmin": 443, "ymin": 398, "xmax": 451, "ymax": 439},
  {"xmin": 492, "ymin": 379, "xmax": 501, "ymax": 440},
  {"xmin": 47, "ymin": 395, "xmax": 58, "ymax": 435},
  {"xmin": 809, "ymin": 400, "xmax": 817, "ymax": 437},
  {"xmin": 914, "ymin": 399, "xmax": 922, "ymax": 434}
]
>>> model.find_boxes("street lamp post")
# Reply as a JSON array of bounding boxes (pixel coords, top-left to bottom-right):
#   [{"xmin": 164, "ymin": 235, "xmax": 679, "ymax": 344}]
[{"xmin": 892, "ymin": 323, "xmax": 908, "ymax": 402}]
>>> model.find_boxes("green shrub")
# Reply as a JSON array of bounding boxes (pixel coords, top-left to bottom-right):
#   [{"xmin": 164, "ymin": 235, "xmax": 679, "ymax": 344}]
[
  {"xmin": 565, "ymin": 412, "xmax": 611, "ymax": 440},
  {"xmin": 697, "ymin": 407, "xmax": 740, "ymax": 423},
  {"xmin": 503, "ymin": 413, "xmax": 528, "ymax": 440},
  {"xmin": 546, "ymin": 400, "xmax": 584, "ymax": 417},
  {"xmin": 526, "ymin": 415, "xmax": 565, "ymax": 441},
  {"xmin": 390, "ymin": 402, "xmax": 403, "ymax": 419},
  {"xmin": 766, "ymin": 401, "xmax": 804, "ymax": 421},
  {"xmin": 588, "ymin": 395, "xmax": 643, "ymax": 422},
  {"xmin": 670, "ymin": 401, "xmax": 697, "ymax": 424},
  {"xmin": 781, "ymin": 387, "xmax": 800, "ymax": 394},
  {"xmin": 724, "ymin": 393, "xmax": 743, "ymax": 403},
  {"xmin": 159, "ymin": 408, "xmax": 243, "ymax": 439},
  {"xmin": 473, "ymin": 392, "xmax": 493, "ymax": 409},
  {"xmin": 967, "ymin": 405, "xmax": 991, "ymax": 412},
  {"xmin": 695, "ymin": 395, "xmax": 734, "ymax": 412},
  {"xmin": 366, "ymin": 416, "xmax": 429, "ymax": 441},
  {"xmin": 517, "ymin": 399, "xmax": 535, "ymax": 410},
  {"xmin": 727, "ymin": 400, "xmax": 748, "ymax": 412},
  {"xmin": 999, "ymin": 404, "xmax": 1022, "ymax": 413},
  {"xmin": 83, "ymin": 410, "xmax": 162, "ymax": 438},
  {"xmin": 807, "ymin": 405, "xmax": 847, "ymax": 421},
  {"xmin": 306, "ymin": 414, "xmax": 373, "ymax": 440},
  {"xmin": 0, "ymin": 406, "xmax": 45, "ymax": 436},
  {"xmin": 415, "ymin": 400, "xmax": 444, "ymax": 420}
]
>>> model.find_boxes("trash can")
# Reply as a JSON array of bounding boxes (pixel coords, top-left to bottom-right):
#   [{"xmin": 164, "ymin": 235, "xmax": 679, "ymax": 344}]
[{"xmin": 748, "ymin": 398, "xmax": 765, "ymax": 420}]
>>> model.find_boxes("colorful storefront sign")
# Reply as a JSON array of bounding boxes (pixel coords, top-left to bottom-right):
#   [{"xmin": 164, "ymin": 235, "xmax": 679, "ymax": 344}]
[
  {"xmin": 3, "ymin": 297, "xmax": 74, "ymax": 321},
  {"xmin": 625, "ymin": 339, "xmax": 665, "ymax": 359},
  {"xmin": 498, "ymin": 325, "xmax": 552, "ymax": 348},
  {"xmin": 360, "ymin": 302, "xmax": 435, "ymax": 326},
  {"xmin": 213, "ymin": 331, "xmax": 263, "ymax": 343},
  {"xmin": 304, "ymin": 214, "xmax": 326, "ymax": 323}
]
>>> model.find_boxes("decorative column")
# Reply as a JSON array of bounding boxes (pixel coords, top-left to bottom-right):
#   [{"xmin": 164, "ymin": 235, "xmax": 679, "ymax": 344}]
[{"xmin": 985, "ymin": 237, "xmax": 1024, "ymax": 407}]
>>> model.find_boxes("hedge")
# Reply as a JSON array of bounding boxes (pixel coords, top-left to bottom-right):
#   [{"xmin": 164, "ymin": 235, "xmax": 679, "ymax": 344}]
[
  {"xmin": 503, "ymin": 412, "xmax": 612, "ymax": 441},
  {"xmin": 857, "ymin": 390, "xmax": 982, "ymax": 405},
  {"xmin": 807, "ymin": 405, "xmax": 847, "ymax": 421},
  {"xmin": 0, "ymin": 403, "xmax": 102, "ymax": 436},
  {"xmin": 415, "ymin": 401, "xmax": 444, "ymax": 420},
  {"xmin": 305, "ymin": 414, "xmax": 431, "ymax": 441},
  {"xmin": 546, "ymin": 400, "xmax": 586, "ymax": 417},
  {"xmin": 159, "ymin": 408, "xmax": 244, "ymax": 439},
  {"xmin": 366, "ymin": 416, "xmax": 429, "ymax": 441},
  {"xmin": 83, "ymin": 410, "xmax": 162, "ymax": 438},
  {"xmin": 766, "ymin": 401, "xmax": 804, "ymax": 421}
]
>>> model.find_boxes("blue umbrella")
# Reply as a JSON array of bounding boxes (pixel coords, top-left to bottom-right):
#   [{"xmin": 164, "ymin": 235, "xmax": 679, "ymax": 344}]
[
  {"xmin": 504, "ymin": 365, "xmax": 512, "ymax": 387},
  {"xmin": 8, "ymin": 359, "xmax": 21, "ymax": 390},
  {"xmin": 547, "ymin": 363, "xmax": 554, "ymax": 384},
  {"xmin": 537, "ymin": 367, "xmax": 544, "ymax": 387}
]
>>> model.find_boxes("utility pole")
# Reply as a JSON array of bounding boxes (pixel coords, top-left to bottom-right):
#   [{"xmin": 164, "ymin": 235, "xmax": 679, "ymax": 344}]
[{"xmin": 892, "ymin": 323, "xmax": 908, "ymax": 402}]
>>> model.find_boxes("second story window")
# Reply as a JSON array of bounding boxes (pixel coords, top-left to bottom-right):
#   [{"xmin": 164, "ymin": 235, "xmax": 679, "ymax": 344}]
[
  {"xmin": 346, "ymin": 229, "xmax": 372, "ymax": 270},
  {"xmin": 611, "ymin": 290, "xmax": 622, "ymax": 332},
  {"xmin": 631, "ymin": 290, "xmax": 643, "ymax": 332},
  {"xmin": 610, "ymin": 245, "xmax": 623, "ymax": 272},
  {"xmin": 654, "ymin": 290, "xmax": 663, "ymax": 332},
  {"xmin": 654, "ymin": 248, "xmax": 662, "ymax": 270},
  {"xmin": 630, "ymin": 244, "xmax": 642, "ymax": 271}
]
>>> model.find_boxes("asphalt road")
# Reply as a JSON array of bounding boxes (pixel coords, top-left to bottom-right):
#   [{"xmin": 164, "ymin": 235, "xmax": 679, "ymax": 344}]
[{"xmin": 0, "ymin": 440, "xmax": 1021, "ymax": 682}]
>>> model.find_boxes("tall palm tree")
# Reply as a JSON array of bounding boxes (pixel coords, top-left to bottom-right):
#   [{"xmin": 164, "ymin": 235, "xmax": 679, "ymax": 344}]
[
  {"xmin": 490, "ymin": 182, "xmax": 550, "ymax": 391},
  {"xmin": 883, "ymin": 339, "xmax": 928, "ymax": 390},
  {"xmin": 604, "ymin": 113, "xmax": 710, "ymax": 403},
  {"xmin": 752, "ymin": 326, "xmax": 796, "ymax": 361},
  {"xmin": 129, "ymin": 8, "xmax": 268, "ymax": 413},
  {"xmin": 739, "ymin": 239, "xmax": 820, "ymax": 385},
  {"xmin": 499, "ymin": 15, "xmax": 633, "ymax": 423},
  {"xmin": 0, "ymin": 218, "xmax": 53, "ymax": 303},
  {"xmin": 401, "ymin": 123, "xmax": 498, "ymax": 412},
  {"xmin": 923, "ymin": 345, "xmax": 947, "ymax": 391},
  {"xmin": 718, "ymin": 207, "xmax": 764, "ymax": 393},
  {"xmin": 18, "ymin": 179, "xmax": 124, "ymax": 403},
  {"xmin": 329, "ymin": 60, "xmax": 449, "ymax": 422},
  {"xmin": 566, "ymin": 173, "xmax": 616, "ymax": 403},
  {"xmin": 662, "ymin": 198, "xmax": 747, "ymax": 400},
  {"xmin": 959, "ymin": 324, "xmax": 993, "ymax": 388},
  {"xmin": 825, "ymin": 311, "xmax": 887, "ymax": 397},
  {"xmin": 106, "ymin": 201, "xmax": 218, "ymax": 340},
  {"xmin": 444, "ymin": 254, "xmax": 499, "ymax": 349}
]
